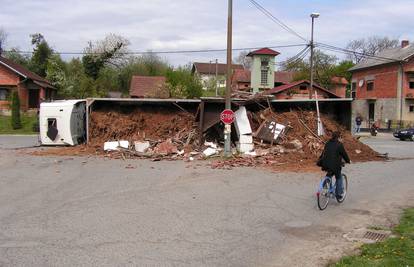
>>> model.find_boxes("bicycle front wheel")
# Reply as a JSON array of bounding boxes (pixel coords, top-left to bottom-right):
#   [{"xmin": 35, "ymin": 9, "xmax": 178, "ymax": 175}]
[
  {"xmin": 336, "ymin": 174, "xmax": 348, "ymax": 203},
  {"xmin": 317, "ymin": 178, "xmax": 331, "ymax": 210}
]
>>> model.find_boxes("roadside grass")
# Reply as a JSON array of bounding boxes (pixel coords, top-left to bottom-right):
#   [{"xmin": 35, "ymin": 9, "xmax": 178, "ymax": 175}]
[
  {"xmin": 0, "ymin": 115, "xmax": 38, "ymax": 135},
  {"xmin": 332, "ymin": 208, "xmax": 414, "ymax": 267}
]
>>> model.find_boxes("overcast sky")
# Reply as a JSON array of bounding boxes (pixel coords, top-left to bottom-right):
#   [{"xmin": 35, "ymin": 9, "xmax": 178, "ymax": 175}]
[{"xmin": 1, "ymin": 0, "xmax": 413, "ymax": 67}]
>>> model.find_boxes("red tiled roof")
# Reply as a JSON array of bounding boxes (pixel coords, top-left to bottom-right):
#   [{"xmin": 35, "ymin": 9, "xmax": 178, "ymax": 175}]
[
  {"xmin": 129, "ymin": 76, "xmax": 168, "ymax": 98},
  {"xmin": 0, "ymin": 56, "xmax": 55, "ymax": 88},
  {"xmin": 247, "ymin": 48, "xmax": 280, "ymax": 57},
  {"xmin": 274, "ymin": 71, "xmax": 296, "ymax": 84},
  {"xmin": 193, "ymin": 62, "xmax": 244, "ymax": 75},
  {"xmin": 232, "ymin": 69, "xmax": 251, "ymax": 83},
  {"xmin": 331, "ymin": 76, "xmax": 349, "ymax": 85},
  {"xmin": 262, "ymin": 80, "xmax": 340, "ymax": 98}
]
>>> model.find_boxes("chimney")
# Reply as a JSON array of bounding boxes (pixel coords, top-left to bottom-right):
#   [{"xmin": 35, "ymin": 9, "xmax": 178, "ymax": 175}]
[{"xmin": 401, "ymin": 40, "xmax": 409, "ymax": 48}]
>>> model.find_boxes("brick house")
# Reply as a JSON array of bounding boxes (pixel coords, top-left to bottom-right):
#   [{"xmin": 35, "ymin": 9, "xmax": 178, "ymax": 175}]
[
  {"xmin": 129, "ymin": 75, "xmax": 169, "ymax": 98},
  {"xmin": 349, "ymin": 40, "xmax": 414, "ymax": 129},
  {"xmin": 330, "ymin": 76, "xmax": 348, "ymax": 98},
  {"xmin": 262, "ymin": 80, "xmax": 340, "ymax": 99},
  {"xmin": 0, "ymin": 56, "xmax": 56, "ymax": 112}
]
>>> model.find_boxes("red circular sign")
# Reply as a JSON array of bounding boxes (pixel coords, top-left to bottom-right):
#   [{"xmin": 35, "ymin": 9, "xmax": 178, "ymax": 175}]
[{"xmin": 220, "ymin": 109, "xmax": 235, "ymax": 124}]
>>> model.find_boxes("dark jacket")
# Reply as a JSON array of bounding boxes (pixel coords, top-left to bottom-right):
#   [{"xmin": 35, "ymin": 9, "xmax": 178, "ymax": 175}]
[{"xmin": 320, "ymin": 139, "xmax": 350, "ymax": 172}]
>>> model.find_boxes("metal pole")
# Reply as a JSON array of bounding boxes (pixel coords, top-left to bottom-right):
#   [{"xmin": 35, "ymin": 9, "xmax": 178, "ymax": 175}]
[
  {"xmin": 215, "ymin": 59, "xmax": 218, "ymax": 96},
  {"xmin": 224, "ymin": 0, "xmax": 232, "ymax": 157},
  {"xmin": 309, "ymin": 16, "xmax": 315, "ymax": 99}
]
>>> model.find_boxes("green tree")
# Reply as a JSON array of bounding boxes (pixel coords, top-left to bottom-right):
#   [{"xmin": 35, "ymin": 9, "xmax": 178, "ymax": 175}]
[
  {"xmin": 95, "ymin": 67, "xmax": 121, "ymax": 97},
  {"xmin": 46, "ymin": 54, "xmax": 67, "ymax": 91},
  {"xmin": 166, "ymin": 66, "xmax": 203, "ymax": 99},
  {"xmin": 29, "ymin": 33, "xmax": 53, "ymax": 77},
  {"xmin": 82, "ymin": 34, "xmax": 130, "ymax": 80},
  {"xmin": 10, "ymin": 91, "xmax": 21, "ymax": 129},
  {"xmin": 64, "ymin": 58, "xmax": 98, "ymax": 98},
  {"xmin": 281, "ymin": 49, "xmax": 342, "ymax": 89},
  {"xmin": 118, "ymin": 54, "xmax": 170, "ymax": 95},
  {"xmin": 3, "ymin": 48, "xmax": 31, "ymax": 68}
]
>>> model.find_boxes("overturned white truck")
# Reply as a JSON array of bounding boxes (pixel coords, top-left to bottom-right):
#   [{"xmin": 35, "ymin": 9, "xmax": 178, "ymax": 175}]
[{"xmin": 39, "ymin": 100, "xmax": 87, "ymax": 146}]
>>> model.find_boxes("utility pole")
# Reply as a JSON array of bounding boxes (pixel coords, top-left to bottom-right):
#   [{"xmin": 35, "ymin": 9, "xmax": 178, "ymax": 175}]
[
  {"xmin": 215, "ymin": 59, "xmax": 218, "ymax": 96},
  {"xmin": 310, "ymin": 13, "xmax": 323, "ymax": 136},
  {"xmin": 224, "ymin": 0, "xmax": 232, "ymax": 157},
  {"xmin": 309, "ymin": 12, "xmax": 319, "ymax": 99}
]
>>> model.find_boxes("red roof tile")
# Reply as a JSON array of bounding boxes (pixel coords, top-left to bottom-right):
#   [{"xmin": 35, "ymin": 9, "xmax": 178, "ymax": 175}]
[
  {"xmin": 0, "ymin": 56, "xmax": 55, "ymax": 88},
  {"xmin": 193, "ymin": 62, "xmax": 243, "ymax": 75},
  {"xmin": 232, "ymin": 69, "xmax": 251, "ymax": 83},
  {"xmin": 129, "ymin": 76, "xmax": 168, "ymax": 98},
  {"xmin": 247, "ymin": 48, "xmax": 280, "ymax": 57},
  {"xmin": 262, "ymin": 80, "xmax": 340, "ymax": 98},
  {"xmin": 331, "ymin": 76, "xmax": 349, "ymax": 85},
  {"xmin": 274, "ymin": 71, "xmax": 296, "ymax": 84}
]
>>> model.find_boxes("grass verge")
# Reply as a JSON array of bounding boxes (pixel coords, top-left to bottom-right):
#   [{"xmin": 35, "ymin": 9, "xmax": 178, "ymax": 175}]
[
  {"xmin": 0, "ymin": 115, "xmax": 38, "ymax": 135},
  {"xmin": 332, "ymin": 208, "xmax": 414, "ymax": 266}
]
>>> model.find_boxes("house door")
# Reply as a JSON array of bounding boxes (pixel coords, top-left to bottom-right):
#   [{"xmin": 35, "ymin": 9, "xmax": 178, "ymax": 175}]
[
  {"xmin": 28, "ymin": 89, "xmax": 40, "ymax": 109},
  {"xmin": 368, "ymin": 102, "xmax": 375, "ymax": 121}
]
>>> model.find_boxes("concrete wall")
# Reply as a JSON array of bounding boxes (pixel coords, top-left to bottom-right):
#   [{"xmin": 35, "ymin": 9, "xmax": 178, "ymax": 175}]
[
  {"xmin": 352, "ymin": 98, "xmax": 400, "ymax": 129},
  {"xmin": 251, "ymin": 55, "xmax": 275, "ymax": 93}
]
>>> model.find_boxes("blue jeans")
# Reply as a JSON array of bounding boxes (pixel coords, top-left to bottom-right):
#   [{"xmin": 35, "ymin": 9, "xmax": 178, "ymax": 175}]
[
  {"xmin": 355, "ymin": 124, "xmax": 361, "ymax": 133},
  {"xmin": 328, "ymin": 170, "xmax": 343, "ymax": 196}
]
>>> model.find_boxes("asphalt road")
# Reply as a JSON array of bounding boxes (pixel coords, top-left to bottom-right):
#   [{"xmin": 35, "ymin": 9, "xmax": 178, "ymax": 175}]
[{"xmin": 0, "ymin": 134, "xmax": 413, "ymax": 266}]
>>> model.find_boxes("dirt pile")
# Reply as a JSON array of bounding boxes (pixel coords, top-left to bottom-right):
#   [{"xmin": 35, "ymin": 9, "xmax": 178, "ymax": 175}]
[
  {"xmin": 210, "ymin": 108, "xmax": 383, "ymax": 170},
  {"xmin": 32, "ymin": 106, "xmax": 384, "ymax": 171},
  {"xmin": 89, "ymin": 107, "xmax": 200, "ymax": 153}
]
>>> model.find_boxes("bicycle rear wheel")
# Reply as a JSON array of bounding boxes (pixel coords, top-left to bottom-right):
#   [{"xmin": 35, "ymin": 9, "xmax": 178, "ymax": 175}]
[
  {"xmin": 336, "ymin": 174, "xmax": 348, "ymax": 203},
  {"xmin": 317, "ymin": 178, "xmax": 331, "ymax": 210}
]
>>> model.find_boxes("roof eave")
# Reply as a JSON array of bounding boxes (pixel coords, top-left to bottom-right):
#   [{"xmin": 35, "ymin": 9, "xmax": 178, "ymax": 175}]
[{"xmin": 0, "ymin": 60, "xmax": 28, "ymax": 79}]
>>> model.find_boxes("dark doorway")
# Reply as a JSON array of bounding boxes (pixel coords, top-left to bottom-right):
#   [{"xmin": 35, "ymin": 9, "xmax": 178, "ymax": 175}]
[
  {"xmin": 28, "ymin": 89, "xmax": 39, "ymax": 108},
  {"xmin": 368, "ymin": 102, "xmax": 375, "ymax": 121}
]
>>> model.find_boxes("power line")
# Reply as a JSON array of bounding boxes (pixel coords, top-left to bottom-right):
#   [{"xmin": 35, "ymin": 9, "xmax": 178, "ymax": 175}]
[
  {"xmin": 275, "ymin": 45, "xmax": 310, "ymax": 66},
  {"xmin": 247, "ymin": 0, "xmax": 307, "ymax": 42},
  {"xmin": 3, "ymin": 44, "xmax": 307, "ymax": 56},
  {"xmin": 316, "ymin": 43, "xmax": 400, "ymax": 62}
]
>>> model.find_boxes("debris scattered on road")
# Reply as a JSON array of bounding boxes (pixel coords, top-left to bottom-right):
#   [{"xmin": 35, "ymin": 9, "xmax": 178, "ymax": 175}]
[
  {"xmin": 31, "ymin": 106, "xmax": 382, "ymax": 171},
  {"xmin": 104, "ymin": 141, "xmax": 129, "ymax": 151},
  {"xmin": 134, "ymin": 141, "xmax": 150, "ymax": 153}
]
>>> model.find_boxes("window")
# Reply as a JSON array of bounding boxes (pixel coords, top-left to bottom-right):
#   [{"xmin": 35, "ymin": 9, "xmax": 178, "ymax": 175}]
[
  {"xmin": 351, "ymin": 82, "xmax": 357, "ymax": 99},
  {"xmin": 409, "ymin": 81, "xmax": 414, "ymax": 89},
  {"xmin": 0, "ymin": 88, "xmax": 9, "ymax": 101},
  {"xmin": 367, "ymin": 81, "xmax": 374, "ymax": 91},
  {"xmin": 261, "ymin": 59, "xmax": 269, "ymax": 67},
  {"xmin": 410, "ymin": 105, "xmax": 414, "ymax": 112},
  {"xmin": 261, "ymin": 70, "xmax": 268, "ymax": 85},
  {"xmin": 299, "ymin": 85, "xmax": 307, "ymax": 91}
]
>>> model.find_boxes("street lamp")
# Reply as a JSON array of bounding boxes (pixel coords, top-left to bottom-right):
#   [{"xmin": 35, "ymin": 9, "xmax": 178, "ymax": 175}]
[
  {"xmin": 310, "ymin": 13, "xmax": 323, "ymax": 135},
  {"xmin": 309, "ymin": 12, "xmax": 319, "ymax": 94}
]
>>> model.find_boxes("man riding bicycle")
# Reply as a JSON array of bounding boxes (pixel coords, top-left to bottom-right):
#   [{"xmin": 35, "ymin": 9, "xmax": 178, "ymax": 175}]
[{"xmin": 318, "ymin": 131, "xmax": 351, "ymax": 199}]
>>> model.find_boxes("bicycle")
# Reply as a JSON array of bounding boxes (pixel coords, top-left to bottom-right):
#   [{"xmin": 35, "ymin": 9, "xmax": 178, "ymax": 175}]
[{"xmin": 316, "ymin": 171, "xmax": 348, "ymax": 210}]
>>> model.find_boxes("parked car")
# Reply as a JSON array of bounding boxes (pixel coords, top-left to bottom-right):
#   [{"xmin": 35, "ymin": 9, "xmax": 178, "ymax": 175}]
[{"xmin": 393, "ymin": 128, "xmax": 414, "ymax": 141}]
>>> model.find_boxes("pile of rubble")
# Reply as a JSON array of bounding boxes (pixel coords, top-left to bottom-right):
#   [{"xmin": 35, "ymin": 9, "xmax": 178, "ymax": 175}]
[
  {"xmin": 89, "ymin": 107, "xmax": 203, "ymax": 160},
  {"xmin": 32, "ymin": 105, "xmax": 383, "ymax": 171},
  {"xmin": 210, "ymin": 108, "xmax": 383, "ymax": 170}
]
